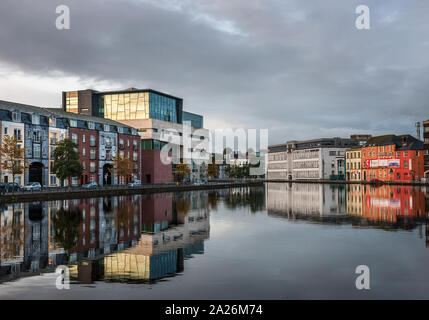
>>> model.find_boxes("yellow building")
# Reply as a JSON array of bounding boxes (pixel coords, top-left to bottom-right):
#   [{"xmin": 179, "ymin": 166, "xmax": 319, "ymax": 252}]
[
  {"xmin": 346, "ymin": 184, "xmax": 363, "ymax": 216},
  {"xmin": 346, "ymin": 147, "xmax": 362, "ymax": 181}
]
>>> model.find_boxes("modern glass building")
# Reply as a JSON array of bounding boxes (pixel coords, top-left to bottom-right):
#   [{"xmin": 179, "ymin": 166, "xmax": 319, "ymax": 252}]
[
  {"xmin": 183, "ymin": 111, "xmax": 203, "ymax": 129},
  {"xmin": 62, "ymin": 88, "xmax": 187, "ymax": 124}
]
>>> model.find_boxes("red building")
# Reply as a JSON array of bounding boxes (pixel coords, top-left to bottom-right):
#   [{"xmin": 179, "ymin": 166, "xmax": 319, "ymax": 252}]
[
  {"xmin": 424, "ymin": 120, "xmax": 429, "ymax": 178},
  {"xmin": 69, "ymin": 126, "xmax": 99, "ymax": 185},
  {"xmin": 361, "ymin": 184, "xmax": 426, "ymax": 224},
  {"xmin": 361, "ymin": 135, "xmax": 424, "ymax": 182},
  {"xmin": 141, "ymin": 150, "xmax": 172, "ymax": 184}
]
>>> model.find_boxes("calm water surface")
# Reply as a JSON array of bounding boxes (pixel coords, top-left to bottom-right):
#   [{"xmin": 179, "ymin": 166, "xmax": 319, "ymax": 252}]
[{"xmin": 0, "ymin": 183, "xmax": 428, "ymax": 299}]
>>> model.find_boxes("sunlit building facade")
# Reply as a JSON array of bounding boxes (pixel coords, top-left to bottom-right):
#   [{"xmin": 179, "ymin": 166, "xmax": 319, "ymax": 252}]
[{"xmin": 62, "ymin": 88, "xmax": 208, "ymax": 183}]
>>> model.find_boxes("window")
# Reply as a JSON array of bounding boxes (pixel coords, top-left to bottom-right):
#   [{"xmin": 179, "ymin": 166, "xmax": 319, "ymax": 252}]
[
  {"xmin": 127, "ymin": 139, "xmax": 130, "ymax": 147},
  {"xmin": 88, "ymin": 121, "xmax": 95, "ymax": 130},
  {"xmin": 90, "ymin": 162, "xmax": 96, "ymax": 173},
  {"xmin": 396, "ymin": 152, "xmax": 401, "ymax": 157},
  {"xmin": 82, "ymin": 134, "xmax": 86, "ymax": 143},
  {"xmin": 133, "ymin": 140, "xmax": 138, "ymax": 150},
  {"xmin": 70, "ymin": 119, "xmax": 77, "ymax": 127},
  {"xmin": 49, "ymin": 116, "xmax": 56, "ymax": 127},
  {"xmin": 12, "ymin": 110, "xmax": 20, "ymax": 122},
  {"xmin": 4, "ymin": 127, "xmax": 7, "ymax": 135},
  {"xmin": 33, "ymin": 144, "xmax": 41, "ymax": 158},
  {"xmin": 33, "ymin": 131, "xmax": 41, "ymax": 143},
  {"xmin": 404, "ymin": 152, "xmax": 408, "ymax": 157},
  {"xmin": 104, "ymin": 124, "xmax": 110, "ymax": 132},
  {"xmin": 133, "ymin": 152, "xmax": 138, "ymax": 161},
  {"xmin": 50, "ymin": 132, "xmax": 57, "ymax": 145},
  {"xmin": 72, "ymin": 133, "xmax": 78, "ymax": 144},
  {"xmin": 90, "ymin": 149, "xmax": 96, "ymax": 160},
  {"xmin": 82, "ymin": 162, "xmax": 86, "ymax": 170},
  {"xmin": 90, "ymin": 135, "xmax": 96, "ymax": 147},
  {"xmin": 119, "ymin": 139, "xmax": 124, "ymax": 149},
  {"xmin": 50, "ymin": 176, "xmax": 57, "ymax": 185},
  {"xmin": 118, "ymin": 126, "xmax": 123, "ymax": 134},
  {"xmin": 119, "ymin": 151, "xmax": 125, "ymax": 159},
  {"xmin": 32, "ymin": 114, "xmax": 40, "ymax": 125},
  {"xmin": 404, "ymin": 161, "xmax": 408, "ymax": 168},
  {"xmin": 82, "ymin": 148, "xmax": 86, "ymax": 157}
]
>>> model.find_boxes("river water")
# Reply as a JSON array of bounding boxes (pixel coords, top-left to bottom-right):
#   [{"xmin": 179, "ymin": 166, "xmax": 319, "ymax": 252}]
[{"xmin": 0, "ymin": 183, "xmax": 428, "ymax": 299}]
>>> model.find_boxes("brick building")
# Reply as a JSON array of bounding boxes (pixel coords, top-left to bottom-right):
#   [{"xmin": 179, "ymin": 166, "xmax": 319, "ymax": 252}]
[
  {"xmin": 424, "ymin": 120, "xmax": 429, "ymax": 178},
  {"xmin": 361, "ymin": 135, "xmax": 424, "ymax": 182}
]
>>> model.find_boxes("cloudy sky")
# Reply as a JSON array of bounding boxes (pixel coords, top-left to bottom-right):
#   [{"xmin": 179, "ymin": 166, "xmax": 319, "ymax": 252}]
[{"xmin": 0, "ymin": 0, "xmax": 427, "ymax": 144}]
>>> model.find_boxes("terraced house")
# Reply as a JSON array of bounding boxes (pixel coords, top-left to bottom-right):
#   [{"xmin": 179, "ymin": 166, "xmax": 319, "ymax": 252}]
[
  {"xmin": 0, "ymin": 100, "xmax": 141, "ymax": 187},
  {"xmin": 361, "ymin": 135, "xmax": 424, "ymax": 182}
]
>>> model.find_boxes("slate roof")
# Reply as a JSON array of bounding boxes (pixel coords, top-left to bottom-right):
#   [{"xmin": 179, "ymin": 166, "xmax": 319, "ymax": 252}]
[{"xmin": 364, "ymin": 134, "xmax": 423, "ymax": 150}]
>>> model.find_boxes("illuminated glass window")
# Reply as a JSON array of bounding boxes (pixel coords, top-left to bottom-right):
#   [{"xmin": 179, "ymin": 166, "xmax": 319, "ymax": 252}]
[{"xmin": 65, "ymin": 91, "xmax": 79, "ymax": 113}]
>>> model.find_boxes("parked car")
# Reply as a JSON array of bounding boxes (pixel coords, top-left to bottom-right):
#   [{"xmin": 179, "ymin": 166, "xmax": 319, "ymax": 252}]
[
  {"xmin": 127, "ymin": 180, "xmax": 141, "ymax": 187},
  {"xmin": 83, "ymin": 182, "xmax": 98, "ymax": 189},
  {"xmin": 7, "ymin": 182, "xmax": 20, "ymax": 192},
  {"xmin": 22, "ymin": 182, "xmax": 42, "ymax": 191},
  {"xmin": 0, "ymin": 182, "xmax": 6, "ymax": 195}
]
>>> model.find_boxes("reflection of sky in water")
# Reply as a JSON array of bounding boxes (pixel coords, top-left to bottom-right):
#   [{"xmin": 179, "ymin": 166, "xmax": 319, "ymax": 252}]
[{"xmin": 0, "ymin": 185, "xmax": 428, "ymax": 299}]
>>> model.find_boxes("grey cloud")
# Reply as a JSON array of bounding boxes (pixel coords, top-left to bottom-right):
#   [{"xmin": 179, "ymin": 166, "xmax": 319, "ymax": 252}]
[{"xmin": 0, "ymin": 0, "xmax": 428, "ymax": 144}]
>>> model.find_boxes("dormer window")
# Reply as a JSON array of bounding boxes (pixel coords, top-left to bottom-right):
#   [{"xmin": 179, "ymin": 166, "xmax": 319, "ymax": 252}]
[
  {"xmin": 49, "ymin": 116, "xmax": 56, "ymax": 127},
  {"xmin": 88, "ymin": 121, "xmax": 95, "ymax": 130},
  {"xmin": 32, "ymin": 113, "xmax": 40, "ymax": 125},
  {"xmin": 104, "ymin": 124, "xmax": 110, "ymax": 132},
  {"xmin": 69, "ymin": 119, "xmax": 77, "ymax": 127},
  {"xmin": 117, "ymin": 126, "xmax": 123, "ymax": 134},
  {"xmin": 12, "ymin": 110, "xmax": 20, "ymax": 122}
]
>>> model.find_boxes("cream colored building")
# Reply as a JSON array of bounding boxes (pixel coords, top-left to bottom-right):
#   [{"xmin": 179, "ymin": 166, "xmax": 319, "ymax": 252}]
[
  {"xmin": 0, "ymin": 120, "xmax": 25, "ymax": 185},
  {"xmin": 48, "ymin": 122, "xmax": 67, "ymax": 187},
  {"xmin": 346, "ymin": 147, "xmax": 362, "ymax": 181}
]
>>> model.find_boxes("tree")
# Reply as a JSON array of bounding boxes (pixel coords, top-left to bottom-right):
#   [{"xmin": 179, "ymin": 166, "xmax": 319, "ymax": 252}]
[
  {"xmin": 175, "ymin": 163, "xmax": 191, "ymax": 183},
  {"xmin": 0, "ymin": 135, "xmax": 27, "ymax": 191},
  {"xmin": 51, "ymin": 139, "xmax": 82, "ymax": 189},
  {"xmin": 52, "ymin": 208, "xmax": 83, "ymax": 252},
  {"xmin": 207, "ymin": 155, "xmax": 220, "ymax": 179},
  {"xmin": 110, "ymin": 156, "xmax": 133, "ymax": 184}
]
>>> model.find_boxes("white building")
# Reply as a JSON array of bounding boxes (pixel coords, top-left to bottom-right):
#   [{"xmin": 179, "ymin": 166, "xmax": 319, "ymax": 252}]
[{"xmin": 267, "ymin": 138, "xmax": 359, "ymax": 180}]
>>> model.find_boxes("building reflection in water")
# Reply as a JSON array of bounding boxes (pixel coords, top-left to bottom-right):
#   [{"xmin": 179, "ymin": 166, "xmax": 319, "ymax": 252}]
[
  {"xmin": 266, "ymin": 183, "xmax": 347, "ymax": 222},
  {"xmin": 0, "ymin": 191, "xmax": 211, "ymax": 284},
  {"xmin": 267, "ymin": 183, "xmax": 429, "ymax": 246}
]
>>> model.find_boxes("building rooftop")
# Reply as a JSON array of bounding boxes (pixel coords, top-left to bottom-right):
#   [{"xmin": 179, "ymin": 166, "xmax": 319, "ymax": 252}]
[
  {"xmin": 364, "ymin": 134, "xmax": 423, "ymax": 150},
  {"xmin": 66, "ymin": 88, "xmax": 183, "ymax": 101}
]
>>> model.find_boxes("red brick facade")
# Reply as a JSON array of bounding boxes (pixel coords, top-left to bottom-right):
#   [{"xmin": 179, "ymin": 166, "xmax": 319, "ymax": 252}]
[
  {"xmin": 141, "ymin": 150, "xmax": 173, "ymax": 184},
  {"xmin": 68, "ymin": 127, "xmax": 99, "ymax": 185}
]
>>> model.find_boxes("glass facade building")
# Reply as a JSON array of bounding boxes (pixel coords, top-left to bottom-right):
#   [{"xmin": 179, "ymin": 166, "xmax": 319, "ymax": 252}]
[
  {"xmin": 183, "ymin": 111, "xmax": 203, "ymax": 129},
  {"xmin": 65, "ymin": 91, "xmax": 78, "ymax": 113},
  {"xmin": 98, "ymin": 91, "xmax": 178, "ymax": 122},
  {"xmin": 62, "ymin": 88, "xmax": 190, "ymax": 125}
]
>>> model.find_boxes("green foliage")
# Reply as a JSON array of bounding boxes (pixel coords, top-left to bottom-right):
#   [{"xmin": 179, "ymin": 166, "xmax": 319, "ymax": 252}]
[
  {"xmin": 52, "ymin": 139, "xmax": 83, "ymax": 184},
  {"xmin": 52, "ymin": 208, "xmax": 83, "ymax": 252}
]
